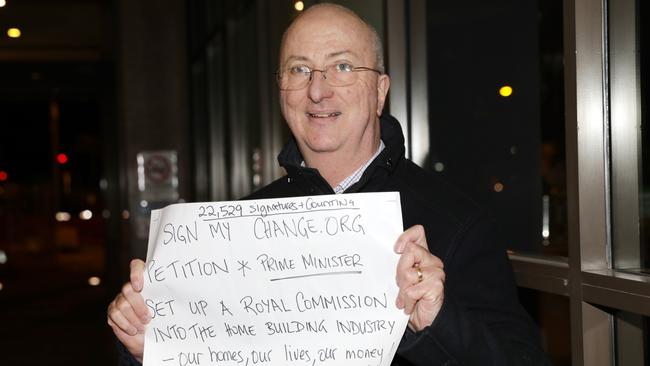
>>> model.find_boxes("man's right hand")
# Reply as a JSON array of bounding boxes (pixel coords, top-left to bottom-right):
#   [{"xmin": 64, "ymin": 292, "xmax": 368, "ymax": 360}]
[{"xmin": 107, "ymin": 259, "xmax": 150, "ymax": 362}]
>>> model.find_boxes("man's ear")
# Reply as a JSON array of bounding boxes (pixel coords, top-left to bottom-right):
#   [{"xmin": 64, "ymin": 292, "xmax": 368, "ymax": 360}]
[{"xmin": 376, "ymin": 74, "xmax": 390, "ymax": 117}]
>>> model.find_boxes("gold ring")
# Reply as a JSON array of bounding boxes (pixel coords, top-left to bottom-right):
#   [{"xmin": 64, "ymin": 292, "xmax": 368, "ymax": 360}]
[{"xmin": 416, "ymin": 267, "xmax": 423, "ymax": 283}]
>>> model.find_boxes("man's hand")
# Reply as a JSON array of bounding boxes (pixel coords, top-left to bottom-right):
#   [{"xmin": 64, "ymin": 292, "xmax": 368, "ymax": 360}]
[
  {"xmin": 107, "ymin": 259, "xmax": 149, "ymax": 362},
  {"xmin": 394, "ymin": 225, "xmax": 445, "ymax": 332}
]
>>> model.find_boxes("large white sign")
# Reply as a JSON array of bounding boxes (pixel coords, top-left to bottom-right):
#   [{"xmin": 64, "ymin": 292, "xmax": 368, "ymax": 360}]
[{"xmin": 142, "ymin": 192, "xmax": 408, "ymax": 366}]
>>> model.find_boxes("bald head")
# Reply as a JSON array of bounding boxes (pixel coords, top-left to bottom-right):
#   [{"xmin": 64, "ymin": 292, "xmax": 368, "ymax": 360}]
[{"xmin": 280, "ymin": 3, "xmax": 385, "ymax": 73}]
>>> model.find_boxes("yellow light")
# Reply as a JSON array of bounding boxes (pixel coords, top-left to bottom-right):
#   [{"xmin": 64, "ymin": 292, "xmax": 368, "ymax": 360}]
[
  {"xmin": 88, "ymin": 276, "xmax": 101, "ymax": 286},
  {"xmin": 294, "ymin": 1, "xmax": 304, "ymax": 11},
  {"xmin": 7, "ymin": 28, "xmax": 21, "ymax": 38},
  {"xmin": 499, "ymin": 85, "xmax": 513, "ymax": 97},
  {"xmin": 0, "ymin": 0, "xmax": 6, "ymax": 8},
  {"xmin": 55, "ymin": 212, "xmax": 71, "ymax": 222},
  {"xmin": 494, "ymin": 182, "xmax": 504, "ymax": 192}
]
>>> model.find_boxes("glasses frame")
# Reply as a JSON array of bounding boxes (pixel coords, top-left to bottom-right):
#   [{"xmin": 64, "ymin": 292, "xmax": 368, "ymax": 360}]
[{"xmin": 275, "ymin": 64, "xmax": 382, "ymax": 91}]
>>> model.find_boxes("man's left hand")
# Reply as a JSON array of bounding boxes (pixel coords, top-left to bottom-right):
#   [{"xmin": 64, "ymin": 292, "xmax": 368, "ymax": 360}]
[{"xmin": 394, "ymin": 225, "xmax": 445, "ymax": 332}]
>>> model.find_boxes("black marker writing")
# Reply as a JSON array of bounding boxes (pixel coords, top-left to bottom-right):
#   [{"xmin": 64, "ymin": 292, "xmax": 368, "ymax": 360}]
[
  {"xmin": 295, "ymin": 292, "xmax": 387, "ymax": 312},
  {"xmin": 240, "ymin": 296, "xmax": 292, "ymax": 315},
  {"xmin": 163, "ymin": 221, "xmax": 199, "ymax": 245},
  {"xmin": 208, "ymin": 221, "xmax": 231, "ymax": 241},
  {"xmin": 253, "ymin": 217, "xmax": 318, "ymax": 240},
  {"xmin": 265, "ymin": 319, "xmax": 327, "ymax": 335},
  {"xmin": 146, "ymin": 299, "xmax": 175, "ymax": 319}
]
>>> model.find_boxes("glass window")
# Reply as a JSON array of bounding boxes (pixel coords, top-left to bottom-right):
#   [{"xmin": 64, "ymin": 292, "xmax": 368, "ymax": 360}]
[
  {"xmin": 640, "ymin": 0, "xmax": 650, "ymax": 267},
  {"xmin": 425, "ymin": 0, "xmax": 566, "ymax": 255},
  {"xmin": 615, "ymin": 311, "xmax": 650, "ymax": 365},
  {"xmin": 610, "ymin": 0, "xmax": 647, "ymax": 271}
]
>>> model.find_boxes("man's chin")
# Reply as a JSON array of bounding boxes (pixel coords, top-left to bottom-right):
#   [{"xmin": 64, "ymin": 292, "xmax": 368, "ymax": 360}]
[{"xmin": 302, "ymin": 138, "xmax": 341, "ymax": 155}]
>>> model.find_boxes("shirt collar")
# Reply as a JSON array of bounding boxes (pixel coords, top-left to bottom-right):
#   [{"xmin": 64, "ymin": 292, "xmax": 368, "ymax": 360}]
[{"xmin": 300, "ymin": 140, "xmax": 386, "ymax": 194}]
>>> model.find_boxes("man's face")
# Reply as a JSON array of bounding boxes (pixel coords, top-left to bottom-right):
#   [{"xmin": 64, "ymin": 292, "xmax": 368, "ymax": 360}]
[{"xmin": 279, "ymin": 9, "xmax": 389, "ymax": 160}]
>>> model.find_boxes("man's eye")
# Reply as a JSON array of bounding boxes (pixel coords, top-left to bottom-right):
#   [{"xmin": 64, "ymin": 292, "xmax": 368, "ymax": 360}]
[
  {"xmin": 334, "ymin": 63, "xmax": 354, "ymax": 72},
  {"xmin": 289, "ymin": 66, "xmax": 310, "ymax": 75}
]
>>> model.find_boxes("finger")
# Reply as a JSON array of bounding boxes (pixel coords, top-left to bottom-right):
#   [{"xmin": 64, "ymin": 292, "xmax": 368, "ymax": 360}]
[
  {"xmin": 397, "ymin": 284, "xmax": 418, "ymax": 314},
  {"xmin": 405, "ymin": 265, "xmax": 425, "ymax": 286},
  {"xmin": 117, "ymin": 295, "xmax": 148, "ymax": 331},
  {"xmin": 395, "ymin": 244, "xmax": 443, "ymax": 284},
  {"xmin": 395, "ymin": 245, "xmax": 427, "ymax": 287},
  {"xmin": 108, "ymin": 319, "xmax": 145, "ymax": 362},
  {"xmin": 396, "ymin": 259, "xmax": 419, "ymax": 287},
  {"xmin": 397, "ymin": 259, "xmax": 446, "ymax": 290},
  {"xmin": 108, "ymin": 299, "xmax": 140, "ymax": 336},
  {"xmin": 394, "ymin": 225, "xmax": 427, "ymax": 253},
  {"xmin": 401, "ymin": 268, "xmax": 445, "ymax": 314},
  {"xmin": 130, "ymin": 259, "xmax": 146, "ymax": 292},
  {"xmin": 122, "ymin": 281, "xmax": 150, "ymax": 322}
]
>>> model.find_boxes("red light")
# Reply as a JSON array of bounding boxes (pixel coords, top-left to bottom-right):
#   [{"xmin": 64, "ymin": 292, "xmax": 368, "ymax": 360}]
[
  {"xmin": 56, "ymin": 153, "xmax": 68, "ymax": 165},
  {"xmin": 0, "ymin": 171, "xmax": 7, "ymax": 181}
]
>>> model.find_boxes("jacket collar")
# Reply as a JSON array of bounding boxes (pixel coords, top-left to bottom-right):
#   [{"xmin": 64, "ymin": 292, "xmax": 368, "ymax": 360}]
[{"xmin": 277, "ymin": 114, "xmax": 406, "ymax": 194}]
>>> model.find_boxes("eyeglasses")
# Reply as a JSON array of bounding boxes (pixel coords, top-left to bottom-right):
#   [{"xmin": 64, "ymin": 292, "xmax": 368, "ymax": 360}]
[{"xmin": 275, "ymin": 63, "xmax": 381, "ymax": 91}]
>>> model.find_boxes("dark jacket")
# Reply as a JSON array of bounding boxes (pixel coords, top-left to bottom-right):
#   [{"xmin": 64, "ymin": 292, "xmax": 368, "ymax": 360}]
[
  {"xmin": 119, "ymin": 115, "xmax": 548, "ymax": 366},
  {"xmin": 246, "ymin": 114, "xmax": 549, "ymax": 366}
]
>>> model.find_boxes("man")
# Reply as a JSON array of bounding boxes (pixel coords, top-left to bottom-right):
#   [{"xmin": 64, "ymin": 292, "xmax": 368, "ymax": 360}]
[{"xmin": 108, "ymin": 4, "xmax": 548, "ymax": 365}]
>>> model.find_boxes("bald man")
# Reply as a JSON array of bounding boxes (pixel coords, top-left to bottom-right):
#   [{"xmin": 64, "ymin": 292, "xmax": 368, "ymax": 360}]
[{"xmin": 109, "ymin": 4, "xmax": 549, "ymax": 365}]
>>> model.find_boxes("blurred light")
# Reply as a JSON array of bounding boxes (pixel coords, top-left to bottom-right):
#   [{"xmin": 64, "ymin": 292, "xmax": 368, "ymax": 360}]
[
  {"xmin": 294, "ymin": 1, "xmax": 304, "ymax": 11},
  {"xmin": 0, "ymin": 249, "xmax": 7, "ymax": 264},
  {"xmin": 510, "ymin": 146, "xmax": 517, "ymax": 155},
  {"xmin": 79, "ymin": 210, "xmax": 93, "ymax": 220},
  {"xmin": 102, "ymin": 209, "xmax": 111, "ymax": 219},
  {"xmin": 499, "ymin": 85, "xmax": 513, "ymax": 97},
  {"xmin": 434, "ymin": 162, "xmax": 445, "ymax": 172},
  {"xmin": 86, "ymin": 194, "xmax": 97, "ymax": 205},
  {"xmin": 7, "ymin": 28, "xmax": 21, "ymax": 38},
  {"xmin": 0, "ymin": 0, "xmax": 6, "ymax": 8},
  {"xmin": 0, "ymin": 282, "xmax": 3, "ymax": 291},
  {"xmin": 50, "ymin": 100, "xmax": 60, "ymax": 121},
  {"xmin": 88, "ymin": 276, "xmax": 101, "ymax": 286},
  {"xmin": 136, "ymin": 154, "xmax": 145, "ymax": 192},
  {"xmin": 56, "ymin": 153, "xmax": 68, "ymax": 165},
  {"xmin": 493, "ymin": 182, "xmax": 504, "ymax": 192},
  {"xmin": 0, "ymin": 170, "xmax": 7, "ymax": 181},
  {"xmin": 542, "ymin": 195, "xmax": 550, "ymax": 239},
  {"xmin": 122, "ymin": 210, "xmax": 130, "ymax": 219},
  {"xmin": 55, "ymin": 211, "xmax": 71, "ymax": 222},
  {"xmin": 140, "ymin": 200, "xmax": 148, "ymax": 208},
  {"xmin": 99, "ymin": 178, "xmax": 108, "ymax": 190},
  {"xmin": 62, "ymin": 171, "xmax": 72, "ymax": 194}
]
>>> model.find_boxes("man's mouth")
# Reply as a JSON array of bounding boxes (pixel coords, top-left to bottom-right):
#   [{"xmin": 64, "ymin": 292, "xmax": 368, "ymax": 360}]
[{"xmin": 306, "ymin": 112, "xmax": 341, "ymax": 118}]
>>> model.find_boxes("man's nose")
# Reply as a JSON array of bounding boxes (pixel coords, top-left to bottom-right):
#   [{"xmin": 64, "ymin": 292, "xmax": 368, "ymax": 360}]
[{"xmin": 307, "ymin": 70, "xmax": 333, "ymax": 103}]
